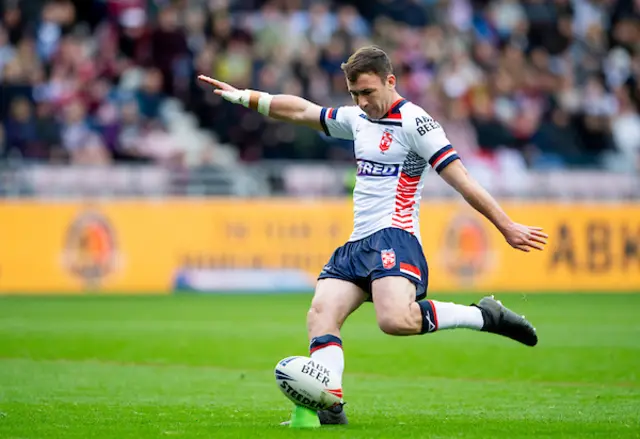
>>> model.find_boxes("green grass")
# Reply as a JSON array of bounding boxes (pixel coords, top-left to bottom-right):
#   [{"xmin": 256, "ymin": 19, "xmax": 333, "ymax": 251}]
[{"xmin": 0, "ymin": 293, "xmax": 639, "ymax": 438}]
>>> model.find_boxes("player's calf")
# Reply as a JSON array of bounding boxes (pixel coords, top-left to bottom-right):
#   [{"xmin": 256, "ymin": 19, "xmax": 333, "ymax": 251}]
[
  {"xmin": 372, "ymin": 276, "xmax": 423, "ymax": 335},
  {"xmin": 376, "ymin": 312, "xmax": 420, "ymax": 335}
]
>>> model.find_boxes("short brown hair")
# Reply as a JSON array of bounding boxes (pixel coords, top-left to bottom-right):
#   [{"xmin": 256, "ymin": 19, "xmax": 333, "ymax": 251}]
[{"xmin": 340, "ymin": 46, "xmax": 393, "ymax": 83}]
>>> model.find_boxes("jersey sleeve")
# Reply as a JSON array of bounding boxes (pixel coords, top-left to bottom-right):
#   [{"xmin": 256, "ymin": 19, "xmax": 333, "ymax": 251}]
[
  {"xmin": 319, "ymin": 106, "xmax": 360, "ymax": 140},
  {"xmin": 407, "ymin": 111, "xmax": 460, "ymax": 173}
]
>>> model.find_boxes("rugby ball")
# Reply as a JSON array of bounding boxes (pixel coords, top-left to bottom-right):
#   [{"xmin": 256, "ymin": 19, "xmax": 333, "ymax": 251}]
[{"xmin": 274, "ymin": 356, "xmax": 343, "ymax": 411}]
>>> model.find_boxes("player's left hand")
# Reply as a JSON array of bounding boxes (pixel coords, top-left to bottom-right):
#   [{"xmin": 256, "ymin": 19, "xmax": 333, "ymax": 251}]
[
  {"xmin": 197, "ymin": 75, "xmax": 237, "ymax": 95},
  {"xmin": 197, "ymin": 75, "xmax": 250, "ymax": 106},
  {"xmin": 502, "ymin": 223, "xmax": 548, "ymax": 252}
]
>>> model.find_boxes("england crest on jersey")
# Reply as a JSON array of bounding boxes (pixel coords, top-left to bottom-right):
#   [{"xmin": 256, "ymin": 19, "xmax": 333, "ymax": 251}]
[
  {"xmin": 379, "ymin": 130, "xmax": 393, "ymax": 153},
  {"xmin": 381, "ymin": 248, "xmax": 396, "ymax": 269}
]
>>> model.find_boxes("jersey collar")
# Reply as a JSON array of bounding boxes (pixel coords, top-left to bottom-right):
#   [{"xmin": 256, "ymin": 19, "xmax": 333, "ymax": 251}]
[
  {"xmin": 361, "ymin": 98, "xmax": 407, "ymax": 126},
  {"xmin": 378, "ymin": 98, "xmax": 408, "ymax": 120}
]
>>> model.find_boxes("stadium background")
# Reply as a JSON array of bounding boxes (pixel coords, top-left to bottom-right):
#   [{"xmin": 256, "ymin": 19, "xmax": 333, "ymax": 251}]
[
  {"xmin": 0, "ymin": 0, "xmax": 638, "ymax": 438},
  {"xmin": 1, "ymin": 0, "xmax": 639, "ymax": 294}
]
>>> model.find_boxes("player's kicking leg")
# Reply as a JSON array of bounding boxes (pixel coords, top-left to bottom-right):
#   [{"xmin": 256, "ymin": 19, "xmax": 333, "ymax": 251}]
[
  {"xmin": 280, "ymin": 277, "xmax": 367, "ymax": 426},
  {"xmin": 371, "ymin": 276, "xmax": 537, "ymax": 346}
]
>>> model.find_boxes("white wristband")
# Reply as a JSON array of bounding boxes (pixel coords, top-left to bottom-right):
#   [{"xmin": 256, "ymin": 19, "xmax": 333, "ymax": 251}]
[
  {"xmin": 257, "ymin": 93, "xmax": 273, "ymax": 116},
  {"xmin": 220, "ymin": 89, "xmax": 272, "ymax": 116}
]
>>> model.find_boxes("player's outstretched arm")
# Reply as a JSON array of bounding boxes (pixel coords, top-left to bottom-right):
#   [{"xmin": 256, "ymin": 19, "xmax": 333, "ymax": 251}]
[
  {"xmin": 439, "ymin": 160, "xmax": 548, "ymax": 252},
  {"xmin": 198, "ymin": 75, "xmax": 323, "ymax": 131}
]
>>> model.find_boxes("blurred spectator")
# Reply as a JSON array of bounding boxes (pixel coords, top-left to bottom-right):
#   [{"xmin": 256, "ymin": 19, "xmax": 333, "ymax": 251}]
[
  {"xmin": 611, "ymin": 85, "xmax": 640, "ymax": 170},
  {"xmin": 33, "ymin": 101, "xmax": 63, "ymax": 160},
  {"xmin": 61, "ymin": 99, "xmax": 110, "ymax": 165},
  {"xmin": 3, "ymin": 97, "xmax": 37, "ymax": 159},
  {"xmin": 150, "ymin": 6, "xmax": 188, "ymax": 96},
  {"xmin": 115, "ymin": 100, "xmax": 148, "ymax": 161},
  {"xmin": 35, "ymin": 0, "xmax": 76, "ymax": 63},
  {"xmin": 1, "ymin": 59, "xmax": 32, "ymax": 121},
  {"xmin": 0, "ymin": 25, "xmax": 16, "ymax": 79},
  {"xmin": 136, "ymin": 68, "xmax": 165, "ymax": 121},
  {"xmin": 2, "ymin": 2, "xmax": 27, "ymax": 45}
]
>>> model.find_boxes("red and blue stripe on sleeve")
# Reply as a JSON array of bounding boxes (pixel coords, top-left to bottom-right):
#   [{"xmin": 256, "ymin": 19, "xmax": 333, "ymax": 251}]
[
  {"xmin": 319, "ymin": 107, "xmax": 339, "ymax": 137},
  {"xmin": 429, "ymin": 145, "xmax": 460, "ymax": 173}
]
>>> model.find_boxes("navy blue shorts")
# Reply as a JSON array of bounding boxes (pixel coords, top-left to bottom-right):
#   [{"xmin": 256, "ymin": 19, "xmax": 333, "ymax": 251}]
[{"xmin": 317, "ymin": 227, "xmax": 429, "ymax": 301}]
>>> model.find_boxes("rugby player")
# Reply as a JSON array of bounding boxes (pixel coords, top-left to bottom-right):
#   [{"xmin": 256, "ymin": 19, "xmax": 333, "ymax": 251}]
[{"xmin": 198, "ymin": 45, "xmax": 548, "ymax": 425}]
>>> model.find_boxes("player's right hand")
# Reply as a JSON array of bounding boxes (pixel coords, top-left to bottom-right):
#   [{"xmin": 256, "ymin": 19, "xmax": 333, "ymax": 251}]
[
  {"xmin": 197, "ymin": 75, "xmax": 248, "ymax": 106},
  {"xmin": 502, "ymin": 222, "xmax": 548, "ymax": 252}
]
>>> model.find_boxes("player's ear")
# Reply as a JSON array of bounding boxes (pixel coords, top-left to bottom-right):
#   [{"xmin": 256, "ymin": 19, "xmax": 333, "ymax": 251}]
[{"xmin": 387, "ymin": 74, "xmax": 396, "ymax": 89}]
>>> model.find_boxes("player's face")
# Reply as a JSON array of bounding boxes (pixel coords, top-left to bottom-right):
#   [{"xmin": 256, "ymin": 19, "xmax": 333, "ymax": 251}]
[{"xmin": 347, "ymin": 73, "xmax": 396, "ymax": 119}]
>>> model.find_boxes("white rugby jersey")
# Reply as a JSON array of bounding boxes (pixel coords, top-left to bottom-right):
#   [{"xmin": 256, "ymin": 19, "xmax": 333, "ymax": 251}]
[{"xmin": 320, "ymin": 99, "xmax": 459, "ymax": 243}]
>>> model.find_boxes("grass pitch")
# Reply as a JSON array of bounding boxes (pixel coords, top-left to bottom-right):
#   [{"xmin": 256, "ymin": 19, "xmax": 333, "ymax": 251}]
[{"xmin": 0, "ymin": 293, "xmax": 639, "ymax": 438}]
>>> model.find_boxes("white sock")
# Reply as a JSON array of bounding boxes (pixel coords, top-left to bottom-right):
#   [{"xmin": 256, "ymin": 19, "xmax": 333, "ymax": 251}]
[
  {"xmin": 309, "ymin": 335, "xmax": 344, "ymax": 390},
  {"xmin": 429, "ymin": 300, "xmax": 484, "ymax": 330}
]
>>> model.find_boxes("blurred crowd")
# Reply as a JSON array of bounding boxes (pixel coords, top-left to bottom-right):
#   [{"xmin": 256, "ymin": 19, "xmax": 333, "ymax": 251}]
[
  {"xmin": 2, "ymin": 0, "xmax": 640, "ymax": 172},
  {"xmin": 1, "ymin": 0, "xmax": 190, "ymax": 167}
]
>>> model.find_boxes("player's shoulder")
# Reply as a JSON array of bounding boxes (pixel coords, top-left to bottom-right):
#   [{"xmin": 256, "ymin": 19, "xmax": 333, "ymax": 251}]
[
  {"xmin": 330, "ymin": 105, "xmax": 364, "ymax": 118},
  {"xmin": 399, "ymin": 101, "xmax": 444, "ymax": 137},
  {"xmin": 399, "ymin": 101, "xmax": 437, "ymax": 123}
]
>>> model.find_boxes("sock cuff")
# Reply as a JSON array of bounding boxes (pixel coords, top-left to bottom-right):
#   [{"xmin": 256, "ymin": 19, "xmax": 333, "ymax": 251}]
[
  {"xmin": 418, "ymin": 300, "xmax": 439, "ymax": 333},
  {"xmin": 309, "ymin": 334, "xmax": 342, "ymax": 354}
]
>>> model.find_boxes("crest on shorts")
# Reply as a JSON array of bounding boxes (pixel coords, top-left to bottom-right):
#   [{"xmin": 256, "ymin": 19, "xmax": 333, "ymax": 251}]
[
  {"xmin": 381, "ymin": 249, "xmax": 396, "ymax": 269},
  {"xmin": 379, "ymin": 130, "xmax": 393, "ymax": 153}
]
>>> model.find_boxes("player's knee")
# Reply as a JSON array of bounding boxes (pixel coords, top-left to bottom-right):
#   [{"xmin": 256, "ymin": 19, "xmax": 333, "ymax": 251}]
[
  {"xmin": 307, "ymin": 302, "xmax": 321, "ymax": 326},
  {"xmin": 307, "ymin": 300, "xmax": 335, "ymax": 335},
  {"xmin": 307, "ymin": 296, "xmax": 325, "ymax": 321}
]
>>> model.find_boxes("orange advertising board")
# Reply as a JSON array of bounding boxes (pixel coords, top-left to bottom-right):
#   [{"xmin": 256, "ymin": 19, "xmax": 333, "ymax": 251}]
[{"xmin": 0, "ymin": 200, "xmax": 638, "ymax": 293}]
